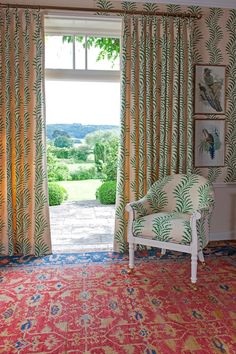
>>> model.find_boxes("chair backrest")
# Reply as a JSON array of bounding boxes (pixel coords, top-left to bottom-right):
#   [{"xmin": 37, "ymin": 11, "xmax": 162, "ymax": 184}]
[{"xmin": 147, "ymin": 174, "xmax": 214, "ymax": 213}]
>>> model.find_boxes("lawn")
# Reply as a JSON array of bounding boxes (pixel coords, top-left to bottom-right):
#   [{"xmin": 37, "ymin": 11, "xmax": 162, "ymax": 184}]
[{"xmin": 56, "ymin": 179, "xmax": 102, "ymax": 201}]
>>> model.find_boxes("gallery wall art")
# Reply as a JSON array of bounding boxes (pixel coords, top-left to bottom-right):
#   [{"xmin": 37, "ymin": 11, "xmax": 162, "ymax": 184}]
[
  {"xmin": 194, "ymin": 119, "xmax": 225, "ymax": 167},
  {"xmin": 194, "ymin": 65, "xmax": 226, "ymax": 115}
]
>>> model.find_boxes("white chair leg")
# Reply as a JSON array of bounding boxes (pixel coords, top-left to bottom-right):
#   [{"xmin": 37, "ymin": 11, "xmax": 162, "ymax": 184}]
[
  {"xmin": 161, "ymin": 248, "xmax": 166, "ymax": 256},
  {"xmin": 198, "ymin": 250, "xmax": 205, "ymax": 263},
  {"xmin": 129, "ymin": 243, "xmax": 134, "ymax": 270},
  {"xmin": 191, "ymin": 253, "xmax": 198, "ymax": 284}
]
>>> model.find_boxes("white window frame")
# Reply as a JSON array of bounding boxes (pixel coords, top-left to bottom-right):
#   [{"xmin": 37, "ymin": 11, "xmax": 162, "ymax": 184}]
[{"xmin": 45, "ymin": 15, "xmax": 121, "ymax": 82}]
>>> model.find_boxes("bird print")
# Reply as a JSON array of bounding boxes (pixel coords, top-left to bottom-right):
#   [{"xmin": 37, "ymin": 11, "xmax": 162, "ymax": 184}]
[
  {"xmin": 202, "ymin": 128, "xmax": 215, "ymax": 159},
  {"xmin": 198, "ymin": 127, "xmax": 222, "ymax": 161}
]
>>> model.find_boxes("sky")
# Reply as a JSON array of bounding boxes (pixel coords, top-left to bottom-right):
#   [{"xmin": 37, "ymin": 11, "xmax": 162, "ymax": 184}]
[
  {"xmin": 45, "ymin": 80, "xmax": 120, "ymax": 126},
  {"xmin": 45, "ymin": 35, "xmax": 121, "ymax": 126}
]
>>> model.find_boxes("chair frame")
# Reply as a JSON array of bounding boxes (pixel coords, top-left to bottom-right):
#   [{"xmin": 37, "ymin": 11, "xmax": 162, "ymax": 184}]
[{"xmin": 126, "ymin": 205, "xmax": 204, "ymax": 284}]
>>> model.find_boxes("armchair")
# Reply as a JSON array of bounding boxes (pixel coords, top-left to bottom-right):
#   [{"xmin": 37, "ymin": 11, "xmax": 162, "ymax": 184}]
[{"xmin": 126, "ymin": 174, "xmax": 214, "ymax": 284}]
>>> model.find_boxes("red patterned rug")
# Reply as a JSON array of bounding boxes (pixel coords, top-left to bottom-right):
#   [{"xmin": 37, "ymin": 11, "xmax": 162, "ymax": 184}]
[{"xmin": 0, "ymin": 246, "xmax": 236, "ymax": 353}]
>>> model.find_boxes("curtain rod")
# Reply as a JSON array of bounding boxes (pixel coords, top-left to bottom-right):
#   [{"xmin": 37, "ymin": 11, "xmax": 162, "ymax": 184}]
[{"xmin": 0, "ymin": 4, "xmax": 201, "ymax": 19}]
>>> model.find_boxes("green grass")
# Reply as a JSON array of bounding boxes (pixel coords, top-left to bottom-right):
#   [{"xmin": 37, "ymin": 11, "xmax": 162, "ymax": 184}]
[{"xmin": 56, "ymin": 179, "xmax": 102, "ymax": 201}]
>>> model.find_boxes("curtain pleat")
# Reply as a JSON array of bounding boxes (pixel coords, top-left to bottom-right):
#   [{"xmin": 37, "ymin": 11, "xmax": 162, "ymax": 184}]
[
  {"xmin": 114, "ymin": 15, "xmax": 193, "ymax": 252},
  {"xmin": 0, "ymin": 9, "xmax": 51, "ymax": 256}
]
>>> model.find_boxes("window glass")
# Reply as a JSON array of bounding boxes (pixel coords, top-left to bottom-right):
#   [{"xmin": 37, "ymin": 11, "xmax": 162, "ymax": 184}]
[
  {"xmin": 75, "ymin": 36, "xmax": 86, "ymax": 70},
  {"xmin": 87, "ymin": 37, "xmax": 120, "ymax": 71},
  {"xmin": 45, "ymin": 35, "xmax": 73, "ymax": 69}
]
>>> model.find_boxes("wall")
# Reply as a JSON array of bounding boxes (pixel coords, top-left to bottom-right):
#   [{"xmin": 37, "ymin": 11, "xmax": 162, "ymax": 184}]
[{"xmin": 2, "ymin": 0, "xmax": 236, "ymax": 240}]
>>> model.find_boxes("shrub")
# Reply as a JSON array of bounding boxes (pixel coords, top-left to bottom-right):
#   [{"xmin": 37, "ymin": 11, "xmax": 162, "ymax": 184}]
[
  {"xmin": 47, "ymin": 147, "xmax": 71, "ymax": 182},
  {"xmin": 97, "ymin": 181, "xmax": 116, "ymax": 204},
  {"xmin": 71, "ymin": 146, "xmax": 91, "ymax": 162},
  {"xmin": 48, "ymin": 183, "xmax": 68, "ymax": 206},
  {"xmin": 51, "ymin": 146, "xmax": 91, "ymax": 162},
  {"xmin": 52, "ymin": 147, "xmax": 70, "ymax": 159},
  {"xmin": 54, "ymin": 164, "xmax": 71, "ymax": 181},
  {"xmin": 70, "ymin": 166, "xmax": 98, "ymax": 181}
]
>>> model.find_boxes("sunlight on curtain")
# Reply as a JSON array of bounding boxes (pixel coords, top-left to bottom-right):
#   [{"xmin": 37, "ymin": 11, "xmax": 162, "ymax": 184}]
[
  {"xmin": 114, "ymin": 15, "xmax": 194, "ymax": 252},
  {"xmin": 0, "ymin": 9, "xmax": 51, "ymax": 256}
]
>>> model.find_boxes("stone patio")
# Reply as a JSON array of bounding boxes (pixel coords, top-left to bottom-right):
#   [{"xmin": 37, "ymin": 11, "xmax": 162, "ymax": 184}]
[{"xmin": 50, "ymin": 200, "xmax": 115, "ymax": 253}]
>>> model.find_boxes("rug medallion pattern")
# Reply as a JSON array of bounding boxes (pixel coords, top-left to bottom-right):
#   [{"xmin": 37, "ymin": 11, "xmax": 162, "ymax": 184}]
[{"xmin": 0, "ymin": 246, "xmax": 236, "ymax": 353}]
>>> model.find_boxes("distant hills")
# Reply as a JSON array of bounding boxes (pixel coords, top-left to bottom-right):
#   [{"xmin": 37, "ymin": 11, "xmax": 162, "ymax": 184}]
[{"xmin": 46, "ymin": 123, "xmax": 119, "ymax": 140}]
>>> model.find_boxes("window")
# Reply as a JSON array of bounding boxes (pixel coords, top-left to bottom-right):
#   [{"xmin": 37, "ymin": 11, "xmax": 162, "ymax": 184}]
[{"xmin": 45, "ymin": 16, "xmax": 121, "ymax": 82}]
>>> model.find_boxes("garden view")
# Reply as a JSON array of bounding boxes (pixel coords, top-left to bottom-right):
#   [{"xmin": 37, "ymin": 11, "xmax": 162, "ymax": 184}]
[
  {"xmin": 45, "ymin": 30, "xmax": 121, "ymax": 213},
  {"xmin": 47, "ymin": 124, "xmax": 119, "ymax": 206}
]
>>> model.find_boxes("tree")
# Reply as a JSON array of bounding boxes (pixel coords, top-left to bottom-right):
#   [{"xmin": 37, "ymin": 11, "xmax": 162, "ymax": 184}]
[
  {"xmin": 103, "ymin": 137, "xmax": 119, "ymax": 181},
  {"xmin": 93, "ymin": 136, "xmax": 119, "ymax": 180},
  {"xmin": 52, "ymin": 129, "xmax": 70, "ymax": 139},
  {"xmin": 85, "ymin": 130, "xmax": 119, "ymax": 147},
  {"xmin": 63, "ymin": 36, "xmax": 120, "ymax": 66},
  {"xmin": 54, "ymin": 136, "xmax": 73, "ymax": 148},
  {"xmin": 94, "ymin": 142, "xmax": 106, "ymax": 173}
]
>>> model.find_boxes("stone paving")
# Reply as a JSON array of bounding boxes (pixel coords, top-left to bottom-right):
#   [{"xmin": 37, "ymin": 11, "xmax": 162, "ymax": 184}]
[{"xmin": 49, "ymin": 200, "xmax": 115, "ymax": 253}]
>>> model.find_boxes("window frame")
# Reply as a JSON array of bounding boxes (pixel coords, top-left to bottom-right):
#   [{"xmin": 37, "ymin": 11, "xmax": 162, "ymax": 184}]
[{"xmin": 45, "ymin": 16, "xmax": 121, "ymax": 83}]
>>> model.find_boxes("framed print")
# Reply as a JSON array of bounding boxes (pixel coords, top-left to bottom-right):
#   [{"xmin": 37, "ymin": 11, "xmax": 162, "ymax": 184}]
[
  {"xmin": 194, "ymin": 119, "xmax": 225, "ymax": 167},
  {"xmin": 194, "ymin": 64, "xmax": 226, "ymax": 115}
]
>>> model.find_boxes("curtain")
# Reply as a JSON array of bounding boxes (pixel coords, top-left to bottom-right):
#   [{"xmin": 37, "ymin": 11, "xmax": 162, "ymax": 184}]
[
  {"xmin": 114, "ymin": 15, "xmax": 194, "ymax": 252},
  {"xmin": 0, "ymin": 9, "xmax": 51, "ymax": 256}
]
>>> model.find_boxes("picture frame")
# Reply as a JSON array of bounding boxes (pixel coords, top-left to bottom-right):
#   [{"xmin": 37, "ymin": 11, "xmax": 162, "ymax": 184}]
[
  {"xmin": 194, "ymin": 119, "xmax": 225, "ymax": 167},
  {"xmin": 194, "ymin": 64, "xmax": 226, "ymax": 115}
]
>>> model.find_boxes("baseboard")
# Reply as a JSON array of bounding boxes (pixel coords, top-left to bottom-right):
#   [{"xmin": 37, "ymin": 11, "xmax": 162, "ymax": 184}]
[
  {"xmin": 210, "ymin": 231, "xmax": 236, "ymax": 241},
  {"xmin": 213, "ymin": 182, "xmax": 236, "ymax": 188}
]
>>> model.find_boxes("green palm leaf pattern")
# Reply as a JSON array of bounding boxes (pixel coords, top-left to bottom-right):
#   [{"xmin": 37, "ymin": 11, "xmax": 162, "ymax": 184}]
[
  {"xmin": 4, "ymin": 9, "xmax": 14, "ymax": 255},
  {"xmin": 138, "ymin": 17, "xmax": 146, "ymax": 197},
  {"xmin": 197, "ymin": 216, "xmax": 207, "ymax": 249},
  {"xmin": 133, "ymin": 217, "xmax": 145, "ymax": 236},
  {"xmin": 115, "ymin": 15, "xmax": 194, "ymax": 251},
  {"xmin": 143, "ymin": 3, "xmax": 159, "ymax": 12},
  {"xmin": 152, "ymin": 17, "xmax": 160, "ymax": 181},
  {"xmin": 114, "ymin": 16, "xmax": 130, "ymax": 253},
  {"xmin": 225, "ymin": 10, "xmax": 236, "ymax": 182},
  {"xmin": 206, "ymin": 8, "xmax": 223, "ymax": 64},
  {"xmin": 147, "ymin": 175, "xmax": 173, "ymax": 212},
  {"xmin": 173, "ymin": 175, "xmax": 199, "ymax": 212},
  {"xmin": 131, "ymin": 202, "xmax": 149, "ymax": 218},
  {"xmin": 188, "ymin": 6, "xmax": 203, "ymax": 63},
  {"xmin": 207, "ymin": 168, "xmax": 221, "ymax": 184},
  {"xmin": 171, "ymin": 18, "xmax": 180, "ymax": 173},
  {"xmin": 96, "ymin": 0, "xmax": 113, "ymax": 10},
  {"xmin": 186, "ymin": 19, "xmax": 194, "ymax": 174},
  {"xmin": 152, "ymin": 215, "xmax": 172, "ymax": 242},
  {"xmin": 0, "ymin": 9, "xmax": 51, "ymax": 256},
  {"xmin": 121, "ymin": 2, "xmax": 137, "ymax": 11},
  {"xmin": 0, "ymin": 13, "xmax": 5, "ymax": 254},
  {"xmin": 159, "ymin": 17, "xmax": 168, "ymax": 178},
  {"xmin": 182, "ymin": 220, "xmax": 192, "ymax": 244},
  {"xmin": 198, "ymin": 184, "xmax": 214, "ymax": 209},
  {"xmin": 205, "ymin": 8, "xmax": 224, "ymax": 182},
  {"xmin": 166, "ymin": 4, "xmax": 181, "ymax": 14},
  {"xmin": 145, "ymin": 16, "xmax": 155, "ymax": 189},
  {"xmin": 130, "ymin": 17, "xmax": 139, "ymax": 200}
]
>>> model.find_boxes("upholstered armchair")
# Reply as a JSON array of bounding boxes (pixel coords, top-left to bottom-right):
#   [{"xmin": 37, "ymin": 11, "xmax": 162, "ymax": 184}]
[{"xmin": 126, "ymin": 174, "xmax": 214, "ymax": 284}]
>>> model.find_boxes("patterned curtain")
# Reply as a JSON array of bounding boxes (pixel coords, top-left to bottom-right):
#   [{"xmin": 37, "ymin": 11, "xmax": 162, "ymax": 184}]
[
  {"xmin": 0, "ymin": 9, "xmax": 51, "ymax": 256},
  {"xmin": 114, "ymin": 15, "xmax": 194, "ymax": 252}
]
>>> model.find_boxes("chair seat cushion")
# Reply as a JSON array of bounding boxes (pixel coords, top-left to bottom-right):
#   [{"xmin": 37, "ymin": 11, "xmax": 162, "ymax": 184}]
[{"xmin": 133, "ymin": 212, "xmax": 192, "ymax": 244}]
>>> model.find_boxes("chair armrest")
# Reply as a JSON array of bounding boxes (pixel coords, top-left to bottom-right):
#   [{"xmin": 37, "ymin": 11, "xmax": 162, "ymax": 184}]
[
  {"xmin": 196, "ymin": 206, "xmax": 213, "ymax": 217},
  {"xmin": 126, "ymin": 196, "xmax": 152, "ymax": 219}
]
